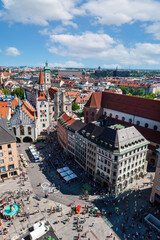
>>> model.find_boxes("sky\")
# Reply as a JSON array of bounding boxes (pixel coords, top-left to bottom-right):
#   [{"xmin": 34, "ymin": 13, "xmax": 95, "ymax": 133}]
[{"xmin": 1, "ymin": 0, "xmax": 160, "ymax": 69}]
